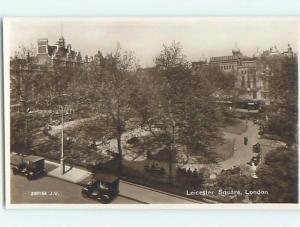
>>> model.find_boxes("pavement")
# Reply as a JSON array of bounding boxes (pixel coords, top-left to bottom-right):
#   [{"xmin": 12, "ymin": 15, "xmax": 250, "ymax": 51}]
[
  {"xmin": 47, "ymin": 161, "xmax": 91, "ymax": 184},
  {"xmin": 234, "ymin": 108, "xmax": 259, "ymax": 113},
  {"xmin": 119, "ymin": 181, "xmax": 200, "ymax": 204},
  {"xmin": 218, "ymin": 120, "xmax": 259, "ymax": 170},
  {"xmin": 48, "ymin": 116, "xmax": 97, "ymax": 136}
]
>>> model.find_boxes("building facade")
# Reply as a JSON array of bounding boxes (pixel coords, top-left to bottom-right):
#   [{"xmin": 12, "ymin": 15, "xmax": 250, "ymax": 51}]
[
  {"xmin": 36, "ymin": 36, "xmax": 104, "ymax": 66},
  {"xmin": 209, "ymin": 47, "xmax": 262, "ymax": 101},
  {"xmin": 192, "ymin": 45, "xmax": 296, "ymax": 103}
]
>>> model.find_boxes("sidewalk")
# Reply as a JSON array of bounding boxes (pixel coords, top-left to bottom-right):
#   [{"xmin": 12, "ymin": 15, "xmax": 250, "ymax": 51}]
[
  {"xmin": 44, "ymin": 159, "xmax": 201, "ymax": 204},
  {"xmin": 119, "ymin": 180, "xmax": 201, "ymax": 204},
  {"xmin": 46, "ymin": 161, "xmax": 91, "ymax": 184},
  {"xmin": 217, "ymin": 120, "xmax": 259, "ymax": 171}
]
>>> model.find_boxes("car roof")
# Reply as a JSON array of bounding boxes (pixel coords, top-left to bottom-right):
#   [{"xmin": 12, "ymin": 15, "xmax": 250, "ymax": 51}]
[
  {"xmin": 94, "ymin": 172, "xmax": 119, "ymax": 183},
  {"xmin": 10, "ymin": 154, "xmax": 23, "ymax": 165},
  {"xmin": 23, "ymin": 155, "xmax": 45, "ymax": 162}
]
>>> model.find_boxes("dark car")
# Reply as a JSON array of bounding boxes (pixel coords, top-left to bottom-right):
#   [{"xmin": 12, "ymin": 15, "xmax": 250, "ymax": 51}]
[
  {"xmin": 81, "ymin": 172, "xmax": 119, "ymax": 203},
  {"xmin": 12, "ymin": 155, "xmax": 46, "ymax": 180},
  {"xmin": 253, "ymin": 119, "xmax": 260, "ymax": 125},
  {"xmin": 252, "ymin": 143, "xmax": 261, "ymax": 153}
]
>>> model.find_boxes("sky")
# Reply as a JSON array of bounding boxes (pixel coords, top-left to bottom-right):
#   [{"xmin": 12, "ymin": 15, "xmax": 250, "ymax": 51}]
[{"xmin": 5, "ymin": 18, "xmax": 299, "ymax": 67}]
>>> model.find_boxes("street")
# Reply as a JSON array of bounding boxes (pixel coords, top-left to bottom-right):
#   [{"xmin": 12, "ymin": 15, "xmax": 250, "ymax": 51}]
[
  {"xmin": 10, "ymin": 173, "xmax": 140, "ymax": 204},
  {"xmin": 10, "ymin": 171, "xmax": 200, "ymax": 204}
]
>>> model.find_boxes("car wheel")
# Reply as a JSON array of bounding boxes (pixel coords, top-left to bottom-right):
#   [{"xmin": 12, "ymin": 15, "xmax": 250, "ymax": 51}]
[
  {"xmin": 100, "ymin": 195, "xmax": 111, "ymax": 204},
  {"xmin": 12, "ymin": 168, "xmax": 17, "ymax": 175},
  {"xmin": 27, "ymin": 175, "xmax": 34, "ymax": 180},
  {"xmin": 81, "ymin": 191, "xmax": 88, "ymax": 198}
]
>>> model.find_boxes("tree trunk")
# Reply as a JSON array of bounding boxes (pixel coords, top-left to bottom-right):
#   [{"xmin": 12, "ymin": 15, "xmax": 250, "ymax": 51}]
[
  {"xmin": 25, "ymin": 115, "xmax": 29, "ymax": 150},
  {"xmin": 117, "ymin": 131, "xmax": 123, "ymax": 175},
  {"xmin": 169, "ymin": 145, "xmax": 173, "ymax": 185}
]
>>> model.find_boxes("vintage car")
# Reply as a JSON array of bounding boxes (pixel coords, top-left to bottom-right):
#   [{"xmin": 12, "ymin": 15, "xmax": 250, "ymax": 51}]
[
  {"xmin": 81, "ymin": 172, "xmax": 119, "ymax": 203},
  {"xmin": 252, "ymin": 143, "xmax": 261, "ymax": 153},
  {"xmin": 12, "ymin": 155, "xmax": 46, "ymax": 180},
  {"xmin": 247, "ymin": 154, "xmax": 261, "ymax": 166}
]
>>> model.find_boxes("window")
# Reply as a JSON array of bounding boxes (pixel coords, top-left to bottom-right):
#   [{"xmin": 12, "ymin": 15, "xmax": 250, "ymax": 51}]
[
  {"xmin": 247, "ymin": 75, "xmax": 251, "ymax": 88},
  {"xmin": 263, "ymin": 79, "xmax": 267, "ymax": 90},
  {"xmin": 253, "ymin": 91, "xmax": 257, "ymax": 99},
  {"xmin": 253, "ymin": 76, "xmax": 256, "ymax": 88},
  {"xmin": 241, "ymin": 76, "xmax": 245, "ymax": 88}
]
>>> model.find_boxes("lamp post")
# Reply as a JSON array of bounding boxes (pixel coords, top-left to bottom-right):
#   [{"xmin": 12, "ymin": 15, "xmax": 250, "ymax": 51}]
[
  {"xmin": 60, "ymin": 105, "xmax": 65, "ymax": 174},
  {"xmin": 24, "ymin": 109, "xmax": 32, "ymax": 151}
]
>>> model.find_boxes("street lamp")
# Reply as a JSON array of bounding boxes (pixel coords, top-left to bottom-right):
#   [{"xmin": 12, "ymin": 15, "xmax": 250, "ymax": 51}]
[
  {"xmin": 60, "ymin": 105, "xmax": 65, "ymax": 174},
  {"xmin": 24, "ymin": 109, "xmax": 33, "ymax": 151}
]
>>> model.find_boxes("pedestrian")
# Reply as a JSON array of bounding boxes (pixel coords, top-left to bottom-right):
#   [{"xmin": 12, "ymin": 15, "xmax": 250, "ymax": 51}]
[{"xmin": 244, "ymin": 136, "xmax": 248, "ymax": 145}]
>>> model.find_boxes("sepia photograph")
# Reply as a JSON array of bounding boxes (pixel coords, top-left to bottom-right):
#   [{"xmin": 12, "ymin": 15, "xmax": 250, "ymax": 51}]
[{"xmin": 3, "ymin": 17, "xmax": 299, "ymax": 208}]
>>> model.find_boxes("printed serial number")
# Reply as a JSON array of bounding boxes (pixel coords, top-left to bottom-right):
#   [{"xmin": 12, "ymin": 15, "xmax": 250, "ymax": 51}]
[{"xmin": 30, "ymin": 191, "xmax": 60, "ymax": 196}]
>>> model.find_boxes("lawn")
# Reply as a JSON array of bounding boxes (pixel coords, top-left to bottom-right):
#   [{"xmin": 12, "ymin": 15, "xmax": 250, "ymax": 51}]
[{"xmin": 212, "ymin": 138, "xmax": 235, "ymax": 161}]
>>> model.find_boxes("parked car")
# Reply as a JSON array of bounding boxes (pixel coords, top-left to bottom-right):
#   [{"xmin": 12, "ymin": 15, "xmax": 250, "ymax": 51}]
[
  {"xmin": 12, "ymin": 155, "xmax": 46, "ymax": 180},
  {"xmin": 81, "ymin": 172, "xmax": 119, "ymax": 203},
  {"xmin": 253, "ymin": 119, "xmax": 260, "ymax": 125},
  {"xmin": 247, "ymin": 154, "xmax": 261, "ymax": 166},
  {"xmin": 252, "ymin": 143, "xmax": 261, "ymax": 153}
]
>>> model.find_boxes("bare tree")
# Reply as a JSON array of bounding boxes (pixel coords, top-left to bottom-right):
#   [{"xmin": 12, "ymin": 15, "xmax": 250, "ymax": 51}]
[
  {"xmin": 10, "ymin": 46, "xmax": 37, "ymax": 150},
  {"xmin": 135, "ymin": 42, "xmax": 224, "ymax": 184},
  {"xmin": 91, "ymin": 45, "xmax": 140, "ymax": 174}
]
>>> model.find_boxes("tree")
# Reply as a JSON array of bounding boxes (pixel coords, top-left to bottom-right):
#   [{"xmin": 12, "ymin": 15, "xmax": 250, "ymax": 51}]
[
  {"xmin": 10, "ymin": 44, "xmax": 83, "ymax": 155},
  {"xmin": 199, "ymin": 64, "xmax": 236, "ymax": 95},
  {"xmin": 256, "ymin": 148, "xmax": 298, "ymax": 203},
  {"xmin": 10, "ymin": 46, "xmax": 38, "ymax": 150},
  {"xmin": 90, "ymin": 45, "xmax": 140, "ymax": 174},
  {"xmin": 260, "ymin": 55, "xmax": 298, "ymax": 145},
  {"xmin": 135, "ymin": 42, "xmax": 224, "ymax": 184}
]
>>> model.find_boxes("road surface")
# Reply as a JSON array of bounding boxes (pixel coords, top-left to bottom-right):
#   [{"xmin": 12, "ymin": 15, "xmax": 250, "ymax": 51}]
[
  {"xmin": 10, "ymin": 172, "xmax": 201, "ymax": 204},
  {"xmin": 10, "ymin": 174, "xmax": 140, "ymax": 204}
]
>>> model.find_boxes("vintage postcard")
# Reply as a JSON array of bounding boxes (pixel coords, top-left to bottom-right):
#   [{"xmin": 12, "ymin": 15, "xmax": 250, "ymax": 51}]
[{"xmin": 3, "ymin": 17, "xmax": 299, "ymax": 209}]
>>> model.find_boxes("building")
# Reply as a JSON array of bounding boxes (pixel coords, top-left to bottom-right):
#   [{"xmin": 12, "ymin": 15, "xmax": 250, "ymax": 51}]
[
  {"xmin": 36, "ymin": 36, "xmax": 104, "ymax": 66},
  {"xmin": 37, "ymin": 36, "xmax": 83, "ymax": 65},
  {"xmin": 261, "ymin": 44, "xmax": 296, "ymax": 58},
  {"xmin": 192, "ymin": 45, "xmax": 296, "ymax": 103},
  {"xmin": 209, "ymin": 47, "xmax": 260, "ymax": 101}
]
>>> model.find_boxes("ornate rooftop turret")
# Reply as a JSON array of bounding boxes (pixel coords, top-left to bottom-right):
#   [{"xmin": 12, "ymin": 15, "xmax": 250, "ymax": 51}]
[
  {"xmin": 232, "ymin": 44, "xmax": 241, "ymax": 56},
  {"xmin": 58, "ymin": 36, "xmax": 65, "ymax": 48}
]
